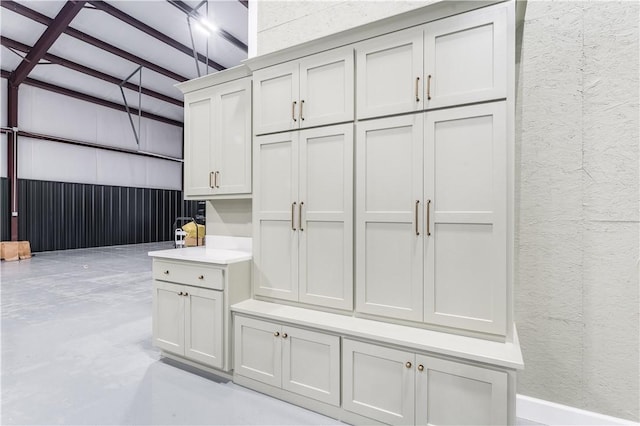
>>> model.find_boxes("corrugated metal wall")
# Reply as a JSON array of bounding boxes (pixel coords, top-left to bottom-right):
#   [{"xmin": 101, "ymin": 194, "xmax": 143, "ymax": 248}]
[
  {"xmin": 1, "ymin": 178, "xmax": 9, "ymax": 242},
  {"xmin": 1, "ymin": 178, "xmax": 201, "ymax": 252}
]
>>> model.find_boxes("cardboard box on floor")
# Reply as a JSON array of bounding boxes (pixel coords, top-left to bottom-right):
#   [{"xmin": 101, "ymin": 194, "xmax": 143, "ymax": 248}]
[{"xmin": 1, "ymin": 241, "xmax": 32, "ymax": 261}]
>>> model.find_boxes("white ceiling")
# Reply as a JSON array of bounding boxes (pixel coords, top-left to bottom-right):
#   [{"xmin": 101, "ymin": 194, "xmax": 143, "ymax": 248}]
[{"xmin": 0, "ymin": 0, "xmax": 249, "ymax": 124}]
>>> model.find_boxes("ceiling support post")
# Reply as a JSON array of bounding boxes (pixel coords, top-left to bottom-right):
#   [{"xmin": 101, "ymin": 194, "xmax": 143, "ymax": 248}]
[{"xmin": 7, "ymin": 84, "xmax": 18, "ymax": 241}]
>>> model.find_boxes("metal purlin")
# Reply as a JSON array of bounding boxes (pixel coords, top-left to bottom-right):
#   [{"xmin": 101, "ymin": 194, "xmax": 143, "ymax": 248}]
[
  {"xmin": 186, "ymin": 0, "xmax": 210, "ymax": 78},
  {"xmin": 119, "ymin": 65, "xmax": 143, "ymax": 145}
]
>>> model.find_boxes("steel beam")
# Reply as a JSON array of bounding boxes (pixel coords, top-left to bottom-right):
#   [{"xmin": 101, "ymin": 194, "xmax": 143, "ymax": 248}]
[
  {"xmin": 7, "ymin": 84, "xmax": 18, "ymax": 241},
  {"xmin": 9, "ymin": 1, "xmax": 86, "ymax": 87},
  {"xmin": 0, "ymin": 0, "xmax": 188, "ymax": 82},
  {"xmin": 167, "ymin": 0, "xmax": 248, "ymax": 52},
  {"xmin": 1, "ymin": 36, "xmax": 182, "ymax": 107},
  {"xmin": 238, "ymin": 1, "xmax": 248, "ymax": 8},
  {"xmin": 88, "ymin": 1, "xmax": 226, "ymax": 71}
]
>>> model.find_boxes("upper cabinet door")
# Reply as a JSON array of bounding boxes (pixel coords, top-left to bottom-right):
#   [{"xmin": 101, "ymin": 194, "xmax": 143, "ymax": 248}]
[
  {"xmin": 299, "ymin": 47, "xmax": 354, "ymax": 129},
  {"xmin": 424, "ymin": 102, "xmax": 507, "ymax": 336},
  {"xmin": 253, "ymin": 62, "xmax": 300, "ymax": 135},
  {"xmin": 424, "ymin": 5, "xmax": 507, "ymax": 109},
  {"xmin": 356, "ymin": 27, "xmax": 424, "ymax": 120},
  {"xmin": 213, "ymin": 78, "xmax": 252, "ymax": 195},
  {"xmin": 253, "ymin": 132, "xmax": 299, "ymax": 302},
  {"xmin": 298, "ymin": 124, "xmax": 353, "ymax": 310},
  {"xmin": 184, "ymin": 87, "xmax": 216, "ymax": 197}
]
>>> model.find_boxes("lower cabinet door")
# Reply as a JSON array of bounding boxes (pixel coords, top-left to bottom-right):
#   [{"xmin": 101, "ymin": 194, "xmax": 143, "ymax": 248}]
[
  {"xmin": 234, "ymin": 316, "xmax": 282, "ymax": 387},
  {"xmin": 281, "ymin": 326, "xmax": 340, "ymax": 406},
  {"xmin": 184, "ymin": 287, "xmax": 224, "ymax": 369},
  {"xmin": 343, "ymin": 339, "xmax": 415, "ymax": 425},
  {"xmin": 152, "ymin": 281, "xmax": 185, "ymax": 355},
  {"xmin": 415, "ymin": 355, "xmax": 508, "ymax": 425}
]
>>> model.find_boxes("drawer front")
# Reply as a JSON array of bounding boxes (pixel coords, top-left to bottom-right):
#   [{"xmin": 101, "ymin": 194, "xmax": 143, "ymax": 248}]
[{"xmin": 153, "ymin": 259, "xmax": 224, "ymax": 290}]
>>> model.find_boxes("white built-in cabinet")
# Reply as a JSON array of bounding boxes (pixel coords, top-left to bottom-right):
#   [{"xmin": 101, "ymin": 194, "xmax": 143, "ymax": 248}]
[
  {"xmin": 356, "ymin": 102, "xmax": 507, "ymax": 335},
  {"xmin": 356, "ymin": 6, "xmax": 507, "ymax": 119},
  {"xmin": 253, "ymin": 47, "xmax": 354, "ymax": 135},
  {"xmin": 343, "ymin": 339, "xmax": 508, "ymax": 425},
  {"xmin": 234, "ymin": 315, "xmax": 341, "ymax": 406},
  {"xmin": 183, "ymin": 76, "xmax": 251, "ymax": 198},
  {"xmin": 253, "ymin": 123, "xmax": 353, "ymax": 310}
]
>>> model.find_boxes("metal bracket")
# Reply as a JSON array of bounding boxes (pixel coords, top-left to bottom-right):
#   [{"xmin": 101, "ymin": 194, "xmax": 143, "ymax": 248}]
[
  {"xmin": 119, "ymin": 65, "xmax": 143, "ymax": 145},
  {"xmin": 186, "ymin": 0, "xmax": 211, "ymax": 77}
]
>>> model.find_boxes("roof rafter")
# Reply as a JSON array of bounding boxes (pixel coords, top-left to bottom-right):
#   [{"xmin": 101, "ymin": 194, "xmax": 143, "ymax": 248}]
[
  {"xmin": 167, "ymin": 0, "xmax": 248, "ymax": 52},
  {"xmin": 87, "ymin": 1, "xmax": 225, "ymax": 71},
  {"xmin": 0, "ymin": 0, "xmax": 189, "ymax": 82},
  {"xmin": 9, "ymin": 0, "xmax": 86, "ymax": 87},
  {"xmin": 1, "ymin": 36, "xmax": 183, "ymax": 107}
]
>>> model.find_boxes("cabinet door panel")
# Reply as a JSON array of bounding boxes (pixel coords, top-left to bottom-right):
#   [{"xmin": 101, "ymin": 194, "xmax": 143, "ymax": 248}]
[
  {"xmin": 282, "ymin": 326, "xmax": 340, "ymax": 406},
  {"xmin": 215, "ymin": 79, "xmax": 252, "ymax": 195},
  {"xmin": 343, "ymin": 339, "xmax": 415, "ymax": 425},
  {"xmin": 152, "ymin": 281, "xmax": 184, "ymax": 355},
  {"xmin": 425, "ymin": 5, "xmax": 507, "ymax": 109},
  {"xmin": 356, "ymin": 116, "xmax": 423, "ymax": 321},
  {"xmin": 184, "ymin": 89, "xmax": 215, "ymax": 197},
  {"xmin": 234, "ymin": 316, "xmax": 282, "ymax": 387},
  {"xmin": 253, "ymin": 62, "xmax": 299, "ymax": 135},
  {"xmin": 415, "ymin": 355, "xmax": 508, "ymax": 425},
  {"xmin": 299, "ymin": 125, "xmax": 353, "ymax": 310},
  {"xmin": 299, "ymin": 47, "xmax": 354, "ymax": 128},
  {"xmin": 184, "ymin": 287, "xmax": 224, "ymax": 369},
  {"xmin": 424, "ymin": 103, "xmax": 507, "ymax": 335},
  {"xmin": 356, "ymin": 27, "xmax": 423, "ymax": 119},
  {"xmin": 253, "ymin": 133, "xmax": 299, "ymax": 301}
]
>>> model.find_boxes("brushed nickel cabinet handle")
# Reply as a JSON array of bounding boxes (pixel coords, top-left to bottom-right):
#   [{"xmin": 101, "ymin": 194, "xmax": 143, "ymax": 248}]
[
  {"xmin": 292, "ymin": 101, "xmax": 297, "ymax": 122},
  {"xmin": 209, "ymin": 172, "xmax": 214, "ymax": 188},
  {"xmin": 415, "ymin": 77, "xmax": 420, "ymax": 102},
  {"xmin": 415, "ymin": 200, "xmax": 420, "ymax": 236},
  {"xmin": 418, "ymin": 364, "xmax": 424, "ymax": 372},
  {"xmin": 427, "ymin": 74, "xmax": 432, "ymax": 100},
  {"xmin": 300, "ymin": 100, "xmax": 305, "ymax": 121},
  {"xmin": 215, "ymin": 171, "xmax": 220, "ymax": 188},
  {"xmin": 426, "ymin": 199, "xmax": 431, "ymax": 236},
  {"xmin": 291, "ymin": 202, "xmax": 297, "ymax": 231},
  {"xmin": 299, "ymin": 201, "xmax": 304, "ymax": 232}
]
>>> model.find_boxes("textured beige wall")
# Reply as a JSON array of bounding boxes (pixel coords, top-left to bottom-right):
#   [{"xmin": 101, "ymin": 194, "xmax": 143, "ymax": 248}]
[{"xmin": 250, "ymin": 1, "xmax": 640, "ymax": 420}]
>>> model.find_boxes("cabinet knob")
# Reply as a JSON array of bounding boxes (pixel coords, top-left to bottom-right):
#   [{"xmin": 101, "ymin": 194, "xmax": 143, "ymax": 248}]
[
  {"xmin": 282, "ymin": 333, "xmax": 288, "ymax": 339},
  {"xmin": 178, "ymin": 291, "xmax": 183, "ymax": 296},
  {"xmin": 198, "ymin": 275, "xmax": 204, "ymax": 280},
  {"xmin": 164, "ymin": 270, "xmax": 170, "ymax": 275},
  {"xmin": 184, "ymin": 292, "xmax": 189, "ymax": 297},
  {"xmin": 405, "ymin": 361, "xmax": 412, "ymax": 369},
  {"xmin": 274, "ymin": 331, "xmax": 280, "ymax": 337},
  {"xmin": 417, "ymin": 364, "xmax": 424, "ymax": 372}
]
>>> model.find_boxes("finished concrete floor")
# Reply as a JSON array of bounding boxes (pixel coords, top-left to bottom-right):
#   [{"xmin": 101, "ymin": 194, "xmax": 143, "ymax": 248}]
[{"xmin": 1, "ymin": 242, "xmax": 341, "ymax": 425}]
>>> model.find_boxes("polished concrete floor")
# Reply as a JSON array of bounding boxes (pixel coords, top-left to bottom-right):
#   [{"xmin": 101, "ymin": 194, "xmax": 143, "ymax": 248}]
[{"xmin": 2, "ymin": 242, "xmax": 542, "ymax": 425}]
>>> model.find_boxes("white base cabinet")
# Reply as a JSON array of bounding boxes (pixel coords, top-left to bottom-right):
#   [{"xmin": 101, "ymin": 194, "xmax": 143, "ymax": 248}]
[{"xmin": 234, "ymin": 315, "xmax": 341, "ymax": 406}]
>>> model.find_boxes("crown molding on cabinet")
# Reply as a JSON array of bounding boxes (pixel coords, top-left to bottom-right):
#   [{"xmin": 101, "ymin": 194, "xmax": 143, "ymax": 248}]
[{"xmin": 175, "ymin": 64, "xmax": 252, "ymax": 95}]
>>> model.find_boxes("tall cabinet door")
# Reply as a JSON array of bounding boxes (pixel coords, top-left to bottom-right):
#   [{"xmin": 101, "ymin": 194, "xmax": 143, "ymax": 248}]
[
  {"xmin": 343, "ymin": 339, "xmax": 415, "ymax": 425},
  {"xmin": 424, "ymin": 5, "xmax": 507, "ymax": 109},
  {"xmin": 356, "ymin": 115, "xmax": 424, "ymax": 322},
  {"xmin": 415, "ymin": 355, "xmax": 508, "ymax": 425},
  {"xmin": 184, "ymin": 88, "xmax": 216, "ymax": 197},
  {"xmin": 356, "ymin": 27, "xmax": 423, "ymax": 120},
  {"xmin": 424, "ymin": 103, "xmax": 507, "ymax": 336},
  {"xmin": 214, "ymin": 78, "xmax": 252, "ymax": 195},
  {"xmin": 152, "ymin": 281, "xmax": 185, "ymax": 355},
  {"xmin": 184, "ymin": 287, "xmax": 224, "ymax": 369},
  {"xmin": 298, "ymin": 124, "xmax": 353, "ymax": 310},
  {"xmin": 234, "ymin": 316, "xmax": 282, "ymax": 388},
  {"xmin": 253, "ymin": 132, "xmax": 299, "ymax": 301},
  {"xmin": 253, "ymin": 62, "xmax": 299, "ymax": 135},
  {"xmin": 299, "ymin": 47, "xmax": 354, "ymax": 129}
]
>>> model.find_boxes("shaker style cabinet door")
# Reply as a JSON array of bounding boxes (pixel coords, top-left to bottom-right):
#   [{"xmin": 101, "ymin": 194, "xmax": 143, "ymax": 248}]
[
  {"xmin": 355, "ymin": 115, "xmax": 424, "ymax": 322},
  {"xmin": 423, "ymin": 102, "xmax": 507, "ymax": 336},
  {"xmin": 214, "ymin": 78, "xmax": 252, "ymax": 195},
  {"xmin": 343, "ymin": 339, "xmax": 415, "ymax": 425},
  {"xmin": 184, "ymin": 87, "xmax": 216, "ymax": 197},
  {"xmin": 234, "ymin": 316, "xmax": 282, "ymax": 387},
  {"xmin": 298, "ymin": 47, "xmax": 354, "ymax": 129},
  {"xmin": 153, "ymin": 281, "xmax": 185, "ymax": 355},
  {"xmin": 424, "ymin": 5, "xmax": 507, "ymax": 109},
  {"xmin": 253, "ymin": 132, "xmax": 299, "ymax": 302},
  {"xmin": 415, "ymin": 355, "xmax": 508, "ymax": 425},
  {"xmin": 356, "ymin": 26, "xmax": 423, "ymax": 120},
  {"xmin": 253, "ymin": 62, "xmax": 299, "ymax": 135},
  {"xmin": 298, "ymin": 124, "xmax": 353, "ymax": 310},
  {"xmin": 184, "ymin": 286, "xmax": 224, "ymax": 369}
]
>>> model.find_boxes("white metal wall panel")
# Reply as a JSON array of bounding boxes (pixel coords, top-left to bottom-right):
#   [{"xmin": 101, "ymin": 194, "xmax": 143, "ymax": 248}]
[{"xmin": 19, "ymin": 137, "xmax": 97, "ymax": 184}]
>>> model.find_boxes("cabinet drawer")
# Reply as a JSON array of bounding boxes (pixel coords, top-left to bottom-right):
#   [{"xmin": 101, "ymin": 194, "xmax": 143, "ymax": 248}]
[{"xmin": 153, "ymin": 260, "xmax": 224, "ymax": 290}]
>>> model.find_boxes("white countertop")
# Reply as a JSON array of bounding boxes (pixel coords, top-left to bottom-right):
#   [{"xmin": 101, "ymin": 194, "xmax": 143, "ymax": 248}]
[{"xmin": 148, "ymin": 236, "xmax": 252, "ymax": 265}]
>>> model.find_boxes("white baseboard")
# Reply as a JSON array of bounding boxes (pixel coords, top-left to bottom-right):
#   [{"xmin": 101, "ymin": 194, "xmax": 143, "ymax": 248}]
[{"xmin": 517, "ymin": 394, "xmax": 638, "ymax": 425}]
